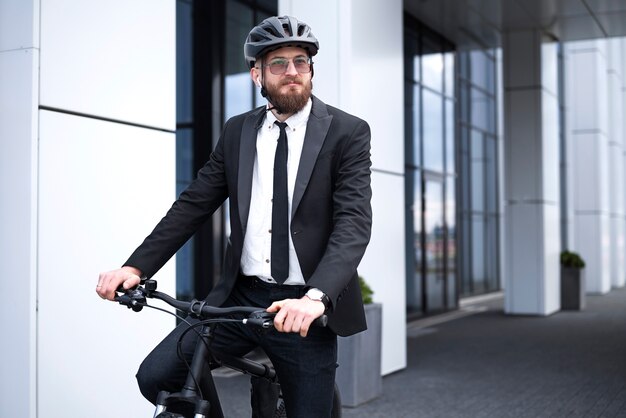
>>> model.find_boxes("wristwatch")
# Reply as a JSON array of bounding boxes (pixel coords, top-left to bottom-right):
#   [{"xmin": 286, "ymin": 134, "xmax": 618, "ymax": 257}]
[{"xmin": 305, "ymin": 288, "xmax": 331, "ymax": 311}]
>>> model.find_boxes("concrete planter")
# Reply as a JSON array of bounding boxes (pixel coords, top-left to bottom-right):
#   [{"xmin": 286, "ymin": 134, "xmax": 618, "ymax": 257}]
[
  {"xmin": 336, "ymin": 303, "xmax": 382, "ymax": 407},
  {"xmin": 561, "ymin": 267, "xmax": 585, "ymax": 310}
]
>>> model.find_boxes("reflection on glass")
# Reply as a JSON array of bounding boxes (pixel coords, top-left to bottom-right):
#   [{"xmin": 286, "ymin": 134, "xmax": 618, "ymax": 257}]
[
  {"xmin": 425, "ymin": 180, "xmax": 445, "ymax": 312},
  {"xmin": 423, "ymin": 90, "xmax": 444, "ymax": 172},
  {"xmin": 470, "ymin": 87, "xmax": 493, "ymax": 132},
  {"xmin": 471, "ymin": 215, "xmax": 485, "ymax": 292},
  {"xmin": 413, "ymin": 84, "xmax": 421, "ymax": 166},
  {"xmin": 471, "ymin": 130, "xmax": 484, "ymax": 212},
  {"xmin": 446, "ymin": 176, "xmax": 456, "ymax": 307},
  {"xmin": 486, "ymin": 216, "xmax": 498, "ymax": 290},
  {"xmin": 422, "ymin": 53, "xmax": 443, "ymax": 92},
  {"xmin": 485, "ymin": 137, "xmax": 497, "ymax": 214},
  {"xmin": 445, "ymin": 99, "xmax": 454, "ymax": 173},
  {"xmin": 444, "ymin": 52, "xmax": 454, "ymax": 97},
  {"xmin": 176, "ymin": 0, "xmax": 193, "ymax": 124},
  {"xmin": 407, "ymin": 171, "xmax": 422, "ymax": 314},
  {"xmin": 414, "ymin": 55, "xmax": 421, "ymax": 82},
  {"xmin": 470, "ymin": 49, "xmax": 494, "ymax": 91},
  {"xmin": 225, "ymin": 73, "xmax": 253, "ymax": 121}
]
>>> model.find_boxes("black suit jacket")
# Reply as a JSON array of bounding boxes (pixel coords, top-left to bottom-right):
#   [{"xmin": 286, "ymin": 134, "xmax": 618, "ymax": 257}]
[{"xmin": 125, "ymin": 96, "xmax": 372, "ymax": 336}]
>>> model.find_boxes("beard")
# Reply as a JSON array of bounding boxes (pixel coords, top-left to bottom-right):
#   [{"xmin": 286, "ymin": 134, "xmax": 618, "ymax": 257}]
[{"xmin": 264, "ymin": 76, "xmax": 313, "ymax": 114}]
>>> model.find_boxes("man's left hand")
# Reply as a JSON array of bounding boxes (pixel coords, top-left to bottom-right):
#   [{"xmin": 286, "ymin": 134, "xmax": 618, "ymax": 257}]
[{"xmin": 267, "ymin": 296, "xmax": 326, "ymax": 337}]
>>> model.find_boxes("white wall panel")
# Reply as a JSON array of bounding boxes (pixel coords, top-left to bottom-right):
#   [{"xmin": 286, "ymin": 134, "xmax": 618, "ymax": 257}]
[
  {"xmin": 0, "ymin": 46, "xmax": 38, "ymax": 418},
  {"xmin": 357, "ymin": 172, "xmax": 406, "ymax": 375},
  {"xmin": 38, "ymin": 110, "xmax": 177, "ymax": 418},
  {"xmin": 40, "ymin": 0, "xmax": 175, "ymax": 130},
  {"xmin": 350, "ymin": 0, "xmax": 404, "ymax": 175},
  {"xmin": 0, "ymin": 0, "xmax": 39, "ymax": 51}
]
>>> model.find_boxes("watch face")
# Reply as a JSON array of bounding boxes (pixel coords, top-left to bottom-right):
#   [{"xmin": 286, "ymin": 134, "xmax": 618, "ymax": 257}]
[{"xmin": 306, "ymin": 289, "xmax": 324, "ymax": 300}]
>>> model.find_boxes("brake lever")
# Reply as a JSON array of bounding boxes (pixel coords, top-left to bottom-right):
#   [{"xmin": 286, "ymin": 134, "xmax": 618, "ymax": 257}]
[{"xmin": 114, "ymin": 286, "xmax": 147, "ymax": 312}]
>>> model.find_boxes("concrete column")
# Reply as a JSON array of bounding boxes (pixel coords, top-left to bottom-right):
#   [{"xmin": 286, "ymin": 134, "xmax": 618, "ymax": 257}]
[
  {"xmin": 279, "ymin": 0, "xmax": 407, "ymax": 375},
  {"xmin": 566, "ymin": 40, "xmax": 612, "ymax": 294},
  {"xmin": 502, "ymin": 30, "xmax": 561, "ymax": 315},
  {"xmin": 607, "ymin": 38, "xmax": 625, "ymax": 289}
]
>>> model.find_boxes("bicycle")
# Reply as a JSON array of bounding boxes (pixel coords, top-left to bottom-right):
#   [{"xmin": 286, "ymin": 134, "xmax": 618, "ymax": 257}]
[{"xmin": 115, "ymin": 279, "xmax": 342, "ymax": 418}]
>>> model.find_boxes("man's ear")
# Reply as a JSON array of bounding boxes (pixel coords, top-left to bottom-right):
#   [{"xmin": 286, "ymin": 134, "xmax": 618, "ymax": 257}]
[{"xmin": 250, "ymin": 67, "xmax": 261, "ymax": 87}]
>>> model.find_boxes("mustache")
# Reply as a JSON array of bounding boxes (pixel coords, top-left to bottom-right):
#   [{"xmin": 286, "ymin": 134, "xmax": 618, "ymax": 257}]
[{"xmin": 281, "ymin": 77, "xmax": 302, "ymax": 86}]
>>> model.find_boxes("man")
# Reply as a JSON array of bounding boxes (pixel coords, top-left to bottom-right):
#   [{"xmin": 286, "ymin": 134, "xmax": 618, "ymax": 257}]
[{"xmin": 97, "ymin": 15, "xmax": 372, "ymax": 417}]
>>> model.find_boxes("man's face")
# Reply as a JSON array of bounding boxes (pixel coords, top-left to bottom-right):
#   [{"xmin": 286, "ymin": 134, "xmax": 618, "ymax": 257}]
[{"xmin": 253, "ymin": 46, "xmax": 313, "ymax": 114}]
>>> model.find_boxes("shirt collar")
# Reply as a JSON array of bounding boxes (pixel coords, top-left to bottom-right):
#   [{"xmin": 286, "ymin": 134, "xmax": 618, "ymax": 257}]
[{"xmin": 264, "ymin": 98, "xmax": 312, "ymax": 130}]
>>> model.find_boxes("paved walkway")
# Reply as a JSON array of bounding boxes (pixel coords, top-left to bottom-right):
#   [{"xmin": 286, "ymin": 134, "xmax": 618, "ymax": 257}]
[{"xmin": 215, "ymin": 287, "xmax": 626, "ymax": 417}]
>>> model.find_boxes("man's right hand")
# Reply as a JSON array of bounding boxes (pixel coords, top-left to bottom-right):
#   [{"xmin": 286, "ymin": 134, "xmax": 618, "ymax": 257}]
[{"xmin": 96, "ymin": 266, "xmax": 143, "ymax": 301}]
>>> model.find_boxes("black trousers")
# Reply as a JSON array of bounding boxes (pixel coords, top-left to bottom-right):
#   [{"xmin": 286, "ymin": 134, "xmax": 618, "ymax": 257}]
[{"xmin": 136, "ymin": 276, "xmax": 338, "ymax": 417}]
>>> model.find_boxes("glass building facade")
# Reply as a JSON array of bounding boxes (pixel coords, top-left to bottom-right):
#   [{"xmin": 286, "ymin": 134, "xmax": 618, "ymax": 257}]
[
  {"xmin": 405, "ymin": 15, "xmax": 501, "ymax": 318},
  {"xmin": 457, "ymin": 44, "xmax": 501, "ymax": 297},
  {"xmin": 404, "ymin": 16, "xmax": 457, "ymax": 317}
]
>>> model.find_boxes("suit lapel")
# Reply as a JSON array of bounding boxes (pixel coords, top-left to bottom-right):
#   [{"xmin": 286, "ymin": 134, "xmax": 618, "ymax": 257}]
[
  {"xmin": 292, "ymin": 96, "xmax": 333, "ymax": 218},
  {"xmin": 238, "ymin": 108, "xmax": 265, "ymax": 232}
]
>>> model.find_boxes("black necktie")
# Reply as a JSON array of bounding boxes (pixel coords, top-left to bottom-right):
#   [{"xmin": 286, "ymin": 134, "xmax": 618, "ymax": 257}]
[{"xmin": 272, "ymin": 122, "xmax": 289, "ymax": 283}]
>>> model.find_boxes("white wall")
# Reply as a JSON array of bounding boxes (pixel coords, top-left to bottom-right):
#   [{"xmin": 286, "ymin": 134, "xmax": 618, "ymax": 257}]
[
  {"xmin": 280, "ymin": 0, "xmax": 407, "ymax": 375},
  {"xmin": 0, "ymin": 1, "xmax": 177, "ymax": 416},
  {"xmin": 0, "ymin": 0, "xmax": 39, "ymax": 416}
]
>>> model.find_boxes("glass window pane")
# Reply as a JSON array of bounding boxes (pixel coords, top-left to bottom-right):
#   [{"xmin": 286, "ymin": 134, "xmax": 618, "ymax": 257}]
[
  {"xmin": 226, "ymin": 2, "xmax": 253, "ymax": 76},
  {"xmin": 445, "ymin": 98, "xmax": 454, "ymax": 174},
  {"xmin": 225, "ymin": 73, "xmax": 254, "ymax": 120},
  {"xmin": 486, "ymin": 215, "xmax": 499, "ymax": 291},
  {"xmin": 471, "ymin": 215, "xmax": 485, "ymax": 293},
  {"xmin": 407, "ymin": 170, "xmax": 422, "ymax": 314},
  {"xmin": 176, "ymin": 128, "xmax": 194, "ymax": 188},
  {"xmin": 471, "ymin": 130, "xmax": 484, "ymax": 212},
  {"xmin": 444, "ymin": 51, "xmax": 455, "ymax": 97},
  {"xmin": 446, "ymin": 176, "xmax": 456, "ymax": 307},
  {"xmin": 470, "ymin": 87, "xmax": 490, "ymax": 132},
  {"xmin": 176, "ymin": 0, "xmax": 193, "ymax": 124},
  {"xmin": 470, "ymin": 49, "xmax": 494, "ymax": 91},
  {"xmin": 422, "ymin": 53, "xmax": 443, "ymax": 92},
  {"xmin": 425, "ymin": 180, "xmax": 444, "ymax": 312},
  {"xmin": 423, "ymin": 90, "xmax": 444, "ymax": 172},
  {"xmin": 413, "ymin": 84, "xmax": 421, "ymax": 166},
  {"xmin": 485, "ymin": 136, "xmax": 497, "ymax": 214}
]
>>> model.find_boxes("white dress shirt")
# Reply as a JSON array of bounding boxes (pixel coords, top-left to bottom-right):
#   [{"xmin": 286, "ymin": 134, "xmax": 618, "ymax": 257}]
[{"xmin": 240, "ymin": 99, "xmax": 312, "ymax": 285}]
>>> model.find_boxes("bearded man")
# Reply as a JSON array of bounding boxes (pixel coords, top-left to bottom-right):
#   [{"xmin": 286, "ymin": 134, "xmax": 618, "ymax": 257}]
[{"xmin": 97, "ymin": 16, "xmax": 372, "ymax": 418}]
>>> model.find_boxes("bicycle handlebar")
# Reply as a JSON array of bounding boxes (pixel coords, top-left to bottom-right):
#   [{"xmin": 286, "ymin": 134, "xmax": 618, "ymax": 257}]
[{"xmin": 114, "ymin": 280, "xmax": 328, "ymax": 328}]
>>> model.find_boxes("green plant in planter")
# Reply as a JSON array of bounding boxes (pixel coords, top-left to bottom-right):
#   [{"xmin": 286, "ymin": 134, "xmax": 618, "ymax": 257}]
[
  {"xmin": 561, "ymin": 250, "xmax": 585, "ymax": 269},
  {"xmin": 359, "ymin": 275, "xmax": 373, "ymax": 305}
]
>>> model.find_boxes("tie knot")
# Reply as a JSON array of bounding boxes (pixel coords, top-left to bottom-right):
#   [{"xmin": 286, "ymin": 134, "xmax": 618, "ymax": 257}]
[{"xmin": 275, "ymin": 121, "xmax": 288, "ymax": 132}]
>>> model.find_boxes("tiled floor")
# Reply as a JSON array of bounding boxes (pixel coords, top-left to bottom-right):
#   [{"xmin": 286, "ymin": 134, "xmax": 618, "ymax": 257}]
[{"xmin": 215, "ymin": 287, "xmax": 626, "ymax": 417}]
